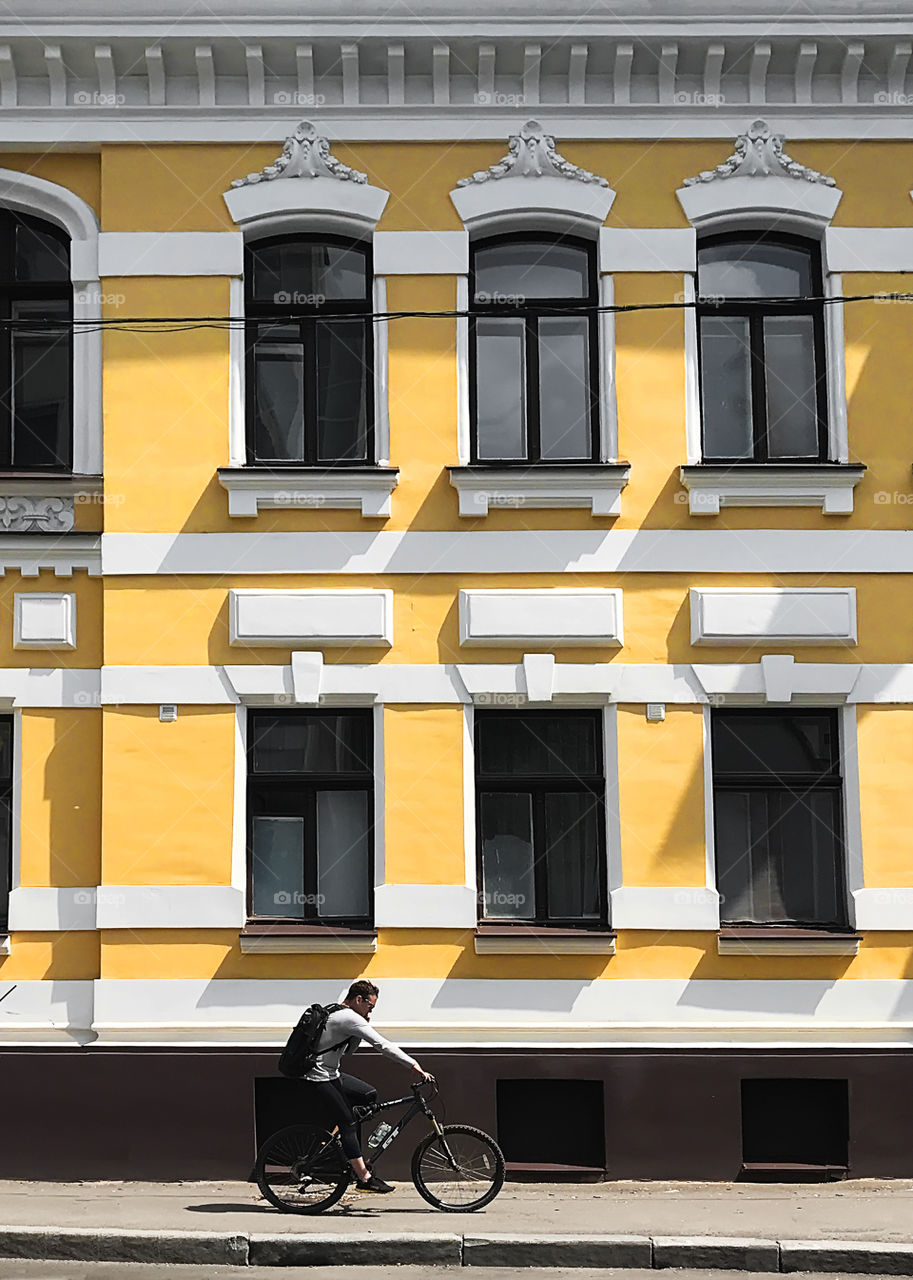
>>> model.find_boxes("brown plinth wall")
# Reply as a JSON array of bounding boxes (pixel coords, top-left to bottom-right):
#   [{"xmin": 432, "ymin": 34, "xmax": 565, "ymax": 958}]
[{"xmin": 6, "ymin": 1047, "xmax": 913, "ymax": 1181}]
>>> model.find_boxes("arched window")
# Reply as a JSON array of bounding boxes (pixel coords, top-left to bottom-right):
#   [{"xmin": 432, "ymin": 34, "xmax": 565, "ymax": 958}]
[
  {"xmin": 470, "ymin": 234, "xmax": 599, "ymax": 464},
  {"xmin": 244, "ymin": 235, "xmax": 372, "ymax": 466},
  {"xmin": 0, "ymin": 211, "xmax": 72, "ymax": 471},
  {"xmin": 696, "ymin": 233, "xmax": 827, "ymax": 463}
]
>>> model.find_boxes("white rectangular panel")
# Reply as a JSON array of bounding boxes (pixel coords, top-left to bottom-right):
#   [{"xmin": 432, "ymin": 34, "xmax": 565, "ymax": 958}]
[
  {"xmin": 690, "ymin": 587, "xmax": 857, "ymax": 646},
  {"xmin": 229, "ymin": 589, "xmax": 393, "ymax": 648},
  {"xmin": 459, "ymin": 588, "xmax": 623, "ymax": 647}
]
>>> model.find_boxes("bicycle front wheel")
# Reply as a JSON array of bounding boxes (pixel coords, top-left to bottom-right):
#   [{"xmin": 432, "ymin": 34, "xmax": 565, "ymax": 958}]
[
  {"xmin": 255, "ymin": 1124, "xmax": 349, "ymax": 1214},
  {"xmin": 411, "ymin": 1123, "xmax": 505, "ymax": 1212}
]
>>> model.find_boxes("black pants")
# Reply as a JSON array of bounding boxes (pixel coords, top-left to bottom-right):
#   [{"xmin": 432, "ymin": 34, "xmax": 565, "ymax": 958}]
[{"xmin": 302, "ymin": 1074, "xmax": 378, "ymax": 1160}]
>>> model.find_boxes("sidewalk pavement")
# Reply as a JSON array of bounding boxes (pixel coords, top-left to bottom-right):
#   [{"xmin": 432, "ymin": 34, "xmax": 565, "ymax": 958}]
[{"xmin": 2, "ymin": 1179, "xmax": 913, "ymax": 1270}]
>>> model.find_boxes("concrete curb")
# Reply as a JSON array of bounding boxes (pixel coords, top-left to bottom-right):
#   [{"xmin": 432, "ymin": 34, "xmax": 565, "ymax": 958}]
[
  {"xmin": 2, "ymin": 1225, "xmax": 913, "ymax": 1271},
  {"xmin": 0, "ymin": 1226, "xmax": 249, "ymax": 1265},
  {"xmin": 249, "ymin": 1232, "xmax": 462, "ymax": 1267}
]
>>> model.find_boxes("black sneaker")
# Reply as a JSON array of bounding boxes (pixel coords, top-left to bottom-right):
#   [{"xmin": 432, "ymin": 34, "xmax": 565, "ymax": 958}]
[{"xmin": 355, "ymin": 1174, "xmax": 395, "ymax": 1194}]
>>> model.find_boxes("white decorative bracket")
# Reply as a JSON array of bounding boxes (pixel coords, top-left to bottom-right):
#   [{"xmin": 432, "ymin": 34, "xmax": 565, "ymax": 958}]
[
  {"xmin": 290, "ymin": 651, "xmax": 323, "ymax": 705},
  {"xmin": 450, "ymin": 120, "xmax": 615, "ymax": 233},
  {"xmin": 522, "ymin": 653, "xmax": 556, "ymax": 703}
]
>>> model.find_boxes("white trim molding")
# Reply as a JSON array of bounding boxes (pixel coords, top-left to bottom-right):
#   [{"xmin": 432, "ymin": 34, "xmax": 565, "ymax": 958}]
[
  {"xmin": 692, "ymin": 654, "xmax": 861, "ymax": 705},
  {"xmin": 450, "ymin": 120, "xmax": 615, "ymax": 235},
  {"xmin": 7, "ymin": 886, "xmax": 97, "ymax": 931},
  {"xmin": 825, "ymin": 227, "xmax": 913, "ymax": 274},
  {"xmin": 679, "ymin": 465, "xmax": 866, "ymax": 516},
  {"xmin": 853, "ymin": 888, "xmax": 913, "ymax": 931},
  {"xmin": 94, "ymin": 885, "xmax": 245, "ymax": 930},
  {"xmin": 677, "ymin": 120, "xmax": 843, "ymax": 234},
  {"xmin": 374, "ymin": 884, "xmax": 477, "ymax": 929},
  {"xmin": 459, "ymin": 587, "xmax": 623, "ymax": 648},
  {"xmin": 0, "ymin": 980, "xmax": 93, "ymax": 1045},
  {"xmin": 100, "ymin": 527, "xmax": 913, "ymax": 578},
  {"xmin": 599, "ymin": 228, "xmax": 696, "ymax": 273},
  {"xmin": 13, "ymin": 593, "xmax": 76, "ymax": 650},
  {"xmin": 218, "ymin": 467, "xmax": 399, "ymax": 518},
  {"xmin": 223, "ymin": 120, "xmax": 388, "ymax": 238},
  {"xmin": 229, "ymin": 588, "xmax": 393, "ymax": 649},
  {"xmin": 448, "ymin": 465, "xmax": 630, "ymax": 517},
  {"xmin": 86, "ymin": 976, "xmax": 913, "ymax": 1050},
  {"xmin": 0, "ymin": 168, "xmax": 101, "ymax": 477},
  {"xmin": 98, "ymin": 231, "xmax": 243, "ymax": 277},
  {"xmin": 690, "ymin": 587, "xmax": 857, "ymax": 647},
  {"xmin": 611, "ymin": 886, "xmax": 721, "ymax": 931},
  {"xmin": 373, "ymin": 231, "xmax": 468, "ymax": 276}
]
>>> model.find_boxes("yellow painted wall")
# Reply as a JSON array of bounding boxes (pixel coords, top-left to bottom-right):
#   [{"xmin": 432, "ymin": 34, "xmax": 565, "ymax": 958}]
[
  {"xmin": 382, "ymin": 706, "xmax": 465, "ymax": 885},
  {"xmin": 20, "ymin": 711, "xmax": 101, "ymax": 889},
  {"xmin": 617, "ymin": 706, "xmax": 706, "ymax": 888},
  {"xmin": 0, "ymin": 933, "xmax": 99, "ymax": 980},
  {"xmin": 857, "ymin": 707, "xmax": 913, "ymax": 887},
  {"xmin": 0, "ymin": 153, "xmax": 100, "ymax": 220},
  {"xmin": 102, "ymin": 572, "xmax": 906, "ymax": 667},
  {"xmin": 97, "ymin": 927, "xmax": 913, "ymax": 982},
  {"xmin": 100, "ymin": 707, "xmax": 235, "ymax": 885}
]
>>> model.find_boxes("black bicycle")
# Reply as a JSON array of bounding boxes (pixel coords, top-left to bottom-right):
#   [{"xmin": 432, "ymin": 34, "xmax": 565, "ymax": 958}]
[{"xmin": 255, "ymin": 1078, "xmax": 505, "ymax": 1214}]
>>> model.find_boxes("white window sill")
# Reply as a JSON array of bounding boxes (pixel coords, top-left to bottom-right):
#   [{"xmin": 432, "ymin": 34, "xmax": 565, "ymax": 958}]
[
  {"xmin": 449, "ymin": 465, "xmax": 630, "ymax": 517},
  {"xmin": 680, "ymin": 464, "xmax": 866, "ymax": 516},
  {"xmin": 218, "ymin": 467, "xmax": 399, "ymax": 518},
  {"xmin": 239, "ymin": 932, "xmax": 377, "ymax": 955},
  {"xmin": 717, "ymin": 934, "xmax": 860, "ymax": 957},
  {"xmin": 474, "ymin": 931, "xmax": 616, "ymax": 956}
]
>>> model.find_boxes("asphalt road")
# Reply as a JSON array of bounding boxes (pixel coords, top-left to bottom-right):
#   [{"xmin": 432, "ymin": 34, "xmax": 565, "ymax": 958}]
[{"xmin": 0, "ymin": 1265, "xmax": 905, "ymax": 1280}]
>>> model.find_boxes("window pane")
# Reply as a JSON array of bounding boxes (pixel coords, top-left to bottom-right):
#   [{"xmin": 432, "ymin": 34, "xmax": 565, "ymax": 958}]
[
  {"xmin": 713, "ymin": 712, "xmax": 838, "ymax": 778},
  {"xmin": 14, "ymin": 217, "xmax": 68, "ymax": 283},
  {"xmin": 538, "ymin": 317, "xmax": 591, "ymax": 460},
  {"xmin": 716, "ymin": 789, "xmax": 843, "ymax": 926},
  {"xmin": 475, "ymin": 317, "xmax": 526, "ymax": 460},
  {"xmin": 249, "ymin": 241, "xmax": 367, "ymax": 304},
  {"xmin": 698, "ymin": 241, "xmax": 813, "ymax": 299},
  {"xmin": 251, "ymin": 816, "xmax": 304, "ymax": 916},
  {"xmin": 252, "ymin": 324, "xmax": 304, "ymax": 461},
  {"xmin": 474, "ymin": 241, "xmax": 589, "ymax": 300},
  {"xmin": 316, "ymin": 318, "xmax": 368, "ymax": 462},
  {"xmin": 0, "ymin": 790, "xmax": 10, "ymax": 932},
  {"xmin": 764, "ymin": 315, "xmax": 820, "ymax": 458},
  {"xmin": 251, "ymin": 714, "xmax": 370, "ymax": 775},
  {"xmin": 545, "ymin": 792, "xmax": 600, "ymax": 920},
  {"xmin": 317, "ymin": 789, "xmax": 370, "ymax": 919},
  {"xmin": 479, "ymin": 714, "xmax": 598, "ymax": 777},
  {"xmin": 700, "ymin": 316, "xmax": 753, "ymax": 458},
  {"xmin": 10, "ymin": 301, "xmax": 70, "ymax": 468},
  {"xmin": 0, "ymin": 720, "xmax": 11, "ymax": 782},
  {"xmin": 480, "ymin": 791, "xmax": 534, "ymax": 919}
]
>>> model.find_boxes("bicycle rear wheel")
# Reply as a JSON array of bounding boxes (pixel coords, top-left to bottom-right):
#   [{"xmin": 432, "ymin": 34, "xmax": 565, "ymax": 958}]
[
  {"xmin": 411, "ymin": 1123, "xmax": 505, "ymax": 1212},
  {"xmin": 255, "ymin": 1124, "xmax": 350, "ymax": 1214}
]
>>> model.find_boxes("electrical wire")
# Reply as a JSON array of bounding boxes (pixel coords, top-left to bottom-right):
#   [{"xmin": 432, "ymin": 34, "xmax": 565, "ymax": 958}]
[{"xmin": 0, "ymin": 291, "xmax": 904, "ymax": 334}]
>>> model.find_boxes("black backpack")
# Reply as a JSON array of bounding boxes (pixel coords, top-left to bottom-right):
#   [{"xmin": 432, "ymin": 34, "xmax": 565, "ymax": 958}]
[{"xmin": 278, "ymin": 1002, "xmax": 347, "ymax": 1078}]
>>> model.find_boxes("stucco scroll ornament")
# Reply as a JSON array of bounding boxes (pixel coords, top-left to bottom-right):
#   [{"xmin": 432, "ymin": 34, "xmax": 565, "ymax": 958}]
[
  {"xmin": 231, "ymin": 121, "xmax": 368, "ymax": 188},
  {"xmin": 457, "ymin": 120, "xmax": 610, "ymax": 188},
  {"xmin": 683, "ymin": 120, "xmax": 836, "ymax": 188},
  {"xmin": 0, "ymin": 496, "xmax": 73, "ymax": 533}
]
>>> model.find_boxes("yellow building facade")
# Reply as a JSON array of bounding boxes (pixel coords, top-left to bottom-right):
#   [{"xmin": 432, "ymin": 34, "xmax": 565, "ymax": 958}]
[{"xmin": 1, "ymin": 3, "xmax": 913, "ymax": 1177}]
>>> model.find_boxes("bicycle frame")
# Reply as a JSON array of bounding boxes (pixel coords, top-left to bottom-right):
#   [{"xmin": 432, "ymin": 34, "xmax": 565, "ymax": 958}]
[{"xmin": 354, "ymin": 1082, "xmax": 443, "ymax": 1167}]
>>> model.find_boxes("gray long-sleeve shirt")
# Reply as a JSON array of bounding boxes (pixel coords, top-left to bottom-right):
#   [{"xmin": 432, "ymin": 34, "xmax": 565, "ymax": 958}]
[{"xmin": 304, "ymin": 1006, "xmax": 419, "ymax": 1082}]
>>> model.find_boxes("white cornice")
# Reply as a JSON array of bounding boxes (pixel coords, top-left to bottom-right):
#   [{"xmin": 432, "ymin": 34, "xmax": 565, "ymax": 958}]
[{"xmin": 0, "ymin": 31, "xmax": 909, "ymax": 141}]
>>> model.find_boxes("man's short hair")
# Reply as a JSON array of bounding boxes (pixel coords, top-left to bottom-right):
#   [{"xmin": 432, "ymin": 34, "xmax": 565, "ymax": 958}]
[{"xmin": 346, "ymin": 979, "xmax": 379, "ymax": 1002}]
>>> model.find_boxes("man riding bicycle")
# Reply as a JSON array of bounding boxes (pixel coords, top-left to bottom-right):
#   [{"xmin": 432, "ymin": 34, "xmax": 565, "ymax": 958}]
[{"xmin": 302, "ymin": 979, "xmax": 432, "ymax": 1194}]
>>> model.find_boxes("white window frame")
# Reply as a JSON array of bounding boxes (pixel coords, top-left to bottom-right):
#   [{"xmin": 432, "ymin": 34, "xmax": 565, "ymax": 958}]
[
  {"xmin": 221, "ymin": 167, "xmax": 395, "ymax": 519},
  {"xmin": 676, "ymin": 172, "xmax": 859, "ymax": 515},
  {"xmin": 705, "ymin": 700, "xmax": 862, "ymax": 955},
  {"xmin": 0, "ymin": 169, "xmax": 102, "ymax": 482}
]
